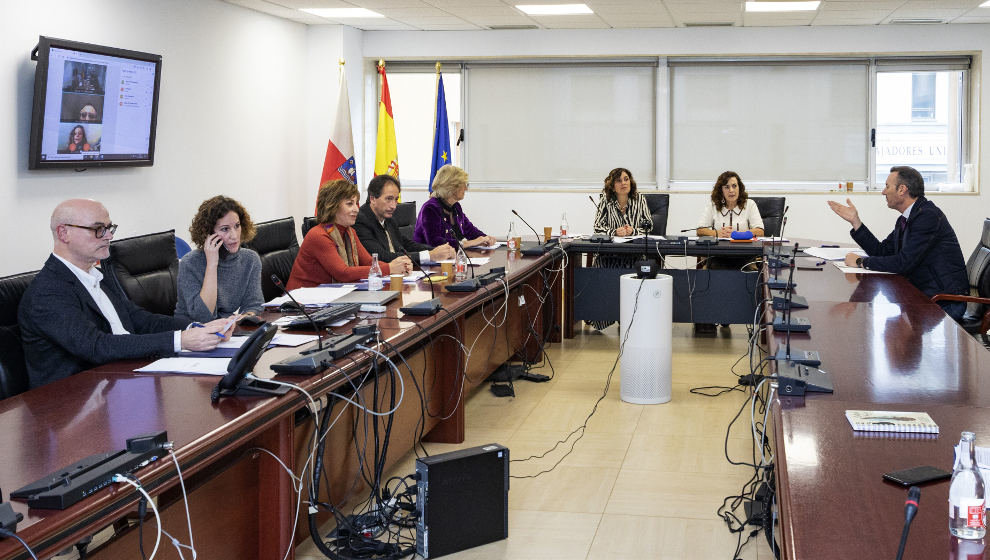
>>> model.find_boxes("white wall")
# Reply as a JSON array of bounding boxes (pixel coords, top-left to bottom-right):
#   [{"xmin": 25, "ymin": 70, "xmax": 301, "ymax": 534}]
[
  {"xmin": 0, "ymin": 0, "xmax": 309, "ymax": 276},
  {"xmin": 353, "ymin": 25, "xmax": 988, "ymax": 252}
]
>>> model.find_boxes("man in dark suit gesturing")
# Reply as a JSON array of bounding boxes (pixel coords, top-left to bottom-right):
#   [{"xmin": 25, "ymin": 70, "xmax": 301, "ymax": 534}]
[
  {"xmin": 828, "ymin": 165, "xmax": 968, "ymax": 320},
  {"xmin": 353, "ymin": 175, "xmax": 454, "ymax": 266},
  {"xmin": 19, "ymin": 199, "xmax": 233, "ymax": 389}
]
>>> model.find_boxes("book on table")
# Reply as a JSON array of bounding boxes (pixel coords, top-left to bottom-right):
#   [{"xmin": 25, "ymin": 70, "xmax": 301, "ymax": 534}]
[{"xmin": 844, "ymin": 410, "xmax": 939, "ymax": 433}]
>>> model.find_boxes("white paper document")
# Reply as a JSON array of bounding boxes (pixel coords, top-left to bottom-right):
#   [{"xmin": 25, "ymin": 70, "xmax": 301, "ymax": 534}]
[
  {"xmin": 473, "ymin": 242, "xmax": 504, "ymax": 250},
  {"xmin": 271, "ymin": 333, "xmax": 318, "ymax": 347},
  {"xmin": 435, "ymin": 257, "xmax": 491, "ymax": 266},
  {"xmin": 832, "ymin": 261, "xmax": 892, "ymax": 274},
  {"xmin": 265, "ymin": 285, "xmax": 357, "ymax": 307},
  {"xmin": 804, "ymin": 246, "xmax": 865, "ymax": 261},
  {"xmin": 612, "ymin": 235, "xmax": 666, "ymax": 244},
  {"xmin": 135, "ymin": 358, "xmax": 231, "ymax": 375}
]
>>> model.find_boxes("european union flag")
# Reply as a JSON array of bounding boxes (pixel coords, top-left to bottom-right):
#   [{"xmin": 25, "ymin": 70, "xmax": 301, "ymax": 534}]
[{"xmin": 429, "ymin": 73, "xmax": 451, "ymax": 192}]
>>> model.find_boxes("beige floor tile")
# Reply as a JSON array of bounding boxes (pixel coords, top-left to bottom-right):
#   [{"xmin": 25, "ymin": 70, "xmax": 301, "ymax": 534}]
[
  {"xmin": 507, "ymin": 430, "xmax": 633, "ymax": 471},
  {"xmin": 586, "ymin": 514, "xmax": 759, "ymax": 560},
  {"xmin": 509, "ymin": 465, "xmax": 620, "ymax": 513},
  {"xmin": 520, "ymin": 392, "xmax": 643, "ymax": 435},
  {"xmin": 622, "ymin": 432, "xmax": 758, "ymax": 475},
  {"xmin": 634, "ymin": 392, "xmax": 757, "ymax": 440},
  {"xmin": 606, "ymin": 468, "xmax": 753, "ymax": 519},
  {"xmin": 440, "ymin": 510, "xmax": 602, "ymax": 559}
]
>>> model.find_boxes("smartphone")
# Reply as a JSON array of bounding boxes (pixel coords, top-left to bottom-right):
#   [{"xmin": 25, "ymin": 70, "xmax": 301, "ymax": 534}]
[
  {"xmin": 218, "ymin": 244, "xmax": 229, "ymax": 260},
  {"xmin": 883, "ymin": 465, "xmax": 951, "ymax": 487}
]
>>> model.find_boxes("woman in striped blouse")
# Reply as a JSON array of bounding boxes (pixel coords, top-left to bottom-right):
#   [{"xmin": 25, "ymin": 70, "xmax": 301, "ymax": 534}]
[
  {"xmin": 593, "ymin": 167, "xmax": 653, "ymax": 237},
  {"xmin": 587, "ymin": 168, "xmax": 653, "ymax": 330}
]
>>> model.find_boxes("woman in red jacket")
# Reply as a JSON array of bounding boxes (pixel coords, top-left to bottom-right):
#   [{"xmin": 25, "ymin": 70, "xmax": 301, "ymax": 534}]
[{"xmin": 287, "ymin": 180, "xmax": 412, "ymax": 290}]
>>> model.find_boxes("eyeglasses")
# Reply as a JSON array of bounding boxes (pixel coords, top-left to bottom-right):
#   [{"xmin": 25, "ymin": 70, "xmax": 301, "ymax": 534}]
[{"xmin": 64, "ymin": 223, "xmax": 118, "ymax": 238}]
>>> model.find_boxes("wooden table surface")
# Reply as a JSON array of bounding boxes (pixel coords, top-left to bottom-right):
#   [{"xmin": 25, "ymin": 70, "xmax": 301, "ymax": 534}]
[{"xmin": 770, "ymin": 251, "xmax": 990, "ymax": 559}]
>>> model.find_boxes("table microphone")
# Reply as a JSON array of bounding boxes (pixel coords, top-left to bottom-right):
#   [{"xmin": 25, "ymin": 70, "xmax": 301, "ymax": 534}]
[
  {"xmin": 271, "ymin": 274, "xmax": 324, "ymax": 350},
  {"xmin": 588, "ymin": 195, "xmax": 598, "ymax": 208},
  {"xmin": 511, "ymin": 209, "xmax": 543, "ymax": 245},
  {"xmin": 895, "ymin": 486, "xmax": 921, "ymax": 560},
  {"xmin": 399, "ymin": 245, "xmax": 437, "ymax": 300}
]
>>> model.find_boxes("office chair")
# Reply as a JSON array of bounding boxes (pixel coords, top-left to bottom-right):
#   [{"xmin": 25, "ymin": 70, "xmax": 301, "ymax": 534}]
[
  {"xmin": 751, "ymin": 196, "xmax": 786, "ymax": 237},
  {"xmin": 0, "ymin": 270, "xmax": 39, "ymax": 400},
  {"xmin": 301, "ymin": 216, "xmax": 318, "ymax": 239},
  {"xmin": 931, "ymin": 218, "xmax": 990, "ymax": 344},
  {"xmin": 106, "ymin": 230, "xmax": 181, "ymax": 316},
  {"xmin": 642, "ymin": 193, "xmax": 669, "ymax": 236},
  {"xmin": 245, "ymin": 217, "xmax": 299, "ymax": 302},
  {"xmin": 393, "ymin": 201, "xmax": 418, "ymax": 240}
]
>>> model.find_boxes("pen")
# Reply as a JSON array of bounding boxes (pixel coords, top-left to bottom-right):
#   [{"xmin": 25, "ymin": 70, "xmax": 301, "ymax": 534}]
[
  {"xmin": 821, "ymin": 245, "xmax": 839, "ymax": 248},
  {"xmin": 190, "ymin": 322, "xmax": 227, "ymax": 339},
  {"xmin": 797, "ymin": 267, "xmax": 824, "ymax": 271},
  {"xmin": 815, "ymin": 260, "xmax": 826, "ymax": 266}
]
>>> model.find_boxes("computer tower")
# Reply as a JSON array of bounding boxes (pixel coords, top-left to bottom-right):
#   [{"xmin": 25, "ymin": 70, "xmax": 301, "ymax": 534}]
[{"xmin": 416, "ymin": 444, "xmax": 509, "ymax": 558}]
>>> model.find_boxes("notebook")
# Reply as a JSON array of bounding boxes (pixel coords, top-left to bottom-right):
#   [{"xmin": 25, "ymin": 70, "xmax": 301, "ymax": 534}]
[{"xmin": 845, "ymin": 410, "xmax": 939, "ymax": 434}]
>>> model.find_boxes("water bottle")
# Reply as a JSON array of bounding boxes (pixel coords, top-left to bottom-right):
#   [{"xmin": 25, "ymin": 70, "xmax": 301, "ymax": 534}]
[
  {"xmin": 560, "ymin": 212, "xmax": 569, "ymax": 237},
  {"xmin": 950, "ymin": 431, "xmax": 986, "ymax": 539},
  {"xmin": 455, "ymin": 247, "xmax": 469, "ymax": 280},
  {"xmin": 507, "ymin": 221, "xmax": 517, "ymax": 251},
  {"xmin": 368, "ymin": 253, "xmax": 383, "ymax": 291}
]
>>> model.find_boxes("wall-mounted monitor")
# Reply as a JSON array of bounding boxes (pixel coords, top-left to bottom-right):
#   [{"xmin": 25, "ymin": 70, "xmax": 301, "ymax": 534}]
[{"xmin": 28, "ymin": 36, "xmax": 162, "ymax": 170}]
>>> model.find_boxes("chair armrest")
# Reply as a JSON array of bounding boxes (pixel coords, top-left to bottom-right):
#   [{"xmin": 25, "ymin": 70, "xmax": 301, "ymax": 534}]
[
  {"xmin": 930, "ymin": 294, "xmax": 990, "ymax": 305},
  {"xmin": 930, "ymin": 294, "xmax": 990, "ymax": 334}
]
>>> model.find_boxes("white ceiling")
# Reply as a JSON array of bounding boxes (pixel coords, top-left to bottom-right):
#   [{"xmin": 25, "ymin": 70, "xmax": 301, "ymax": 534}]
[{"xmin": 224, "ymin": 0, "xmax": 990, "ymax": 30}]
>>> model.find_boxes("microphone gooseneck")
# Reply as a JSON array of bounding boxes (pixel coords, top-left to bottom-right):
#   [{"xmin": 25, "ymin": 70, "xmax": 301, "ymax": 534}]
[
  {"xmin": 271, "ymin": 274, "xmax": 324, "ymax": 350},
  {"xmin": 511, "ymin": 209, "xmax": 543, "ymax": 245},
  {"xmin": 895, "ymin": 486, "xmax": 921, "ymax": 560},
  {"xmin": 399, "ymin": 246, "xmax": 436, "ymax": 299}
]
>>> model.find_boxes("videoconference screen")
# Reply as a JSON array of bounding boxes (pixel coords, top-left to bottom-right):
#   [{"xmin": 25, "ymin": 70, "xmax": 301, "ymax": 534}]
[{"xmin": 29, "ymin": 37, "xmax": 161, "ymax": 169}]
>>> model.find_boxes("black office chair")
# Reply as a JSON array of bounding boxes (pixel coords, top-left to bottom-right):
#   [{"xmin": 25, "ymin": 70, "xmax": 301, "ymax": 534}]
[
  {"xmin": 246, "ymin": 217, "xmax": 299, "ymax": 301},
  {"xmin": 642, "ymin": 193, "xmax": 669, "ymax": 236},
  {"xmin": 0, "ymin": 270, "xmax": 39, "ymax": 400},
  {"xmin": 751, "ymin": 196, "xmax": 786, "ymax": 237},
  {"xmin": 106, "ymin": 230, "xmax": 180, "ymax": 316},
  {"xmin": 932, "ymin": 218, "xmax": 990, "ymax": 344},
  {"xmin": 393, "ymin": 201, "xmax": 417, "ymax": 240},
  {"xmin": 301, "ymin": 216, "xmax": 318, "ymax": 239}
]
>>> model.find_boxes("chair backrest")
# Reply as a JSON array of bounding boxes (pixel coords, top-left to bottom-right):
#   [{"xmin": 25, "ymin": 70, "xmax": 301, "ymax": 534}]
[
  {"xmin": 642, "ymin": 193, "xmax": 669, "ymax": 236},
  {"xmin": 393, "ymin": 201, "xmax": 417, "ymax": 240},
  {"xmin": 175, "ymin": 236, "xmax": 192, "ymax": 259},
  {"xmin": 246, "ymin": 217, "xmax": 299, "ymax": 301},
  {"xmin": 301, "ymin": 216, "xmax": 318, "ymax": 239},
  {"xmin": 0, "ymin": 270, "xmax": 39, "ymax": 400},
  {"xmin": 963, "ymin": 218, "xmax": 990, "ymax": 318},
  {"xmin": 107, "ymin": 230, "xmax": 180, "ymax": 316},
  {"xmin": 751, "ymin": 196, "xmax": 786, "ymax": 237}
]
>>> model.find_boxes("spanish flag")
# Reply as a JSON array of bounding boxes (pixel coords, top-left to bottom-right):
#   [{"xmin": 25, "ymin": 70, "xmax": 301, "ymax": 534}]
[{"xmin": 374, "ymin": 61, "xmax": 399, "ymax": 179}]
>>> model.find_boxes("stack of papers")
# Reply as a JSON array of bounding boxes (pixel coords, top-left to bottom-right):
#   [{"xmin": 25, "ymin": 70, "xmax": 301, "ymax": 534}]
[{"xmin": 612, "ymin": 235, "xmax": 666, "ymax": 244}]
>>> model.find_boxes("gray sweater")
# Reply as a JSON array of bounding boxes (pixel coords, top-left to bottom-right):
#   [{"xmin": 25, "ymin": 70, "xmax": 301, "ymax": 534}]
[{"xmin": 175, "ymin": 248, "xmax": 264, "ymax": 322}]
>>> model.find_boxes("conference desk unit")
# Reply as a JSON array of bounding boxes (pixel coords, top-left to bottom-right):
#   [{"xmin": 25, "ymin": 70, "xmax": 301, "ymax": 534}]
[
  {"xmin": 562, "ymin": 238, "xmax": 768, "ymax": 337},
  {"xmin": 0, "ymin": 248, "xmax": 561, "ymax": 560},
  {"xmin": 767, "ymin": 254, "xmax": 990, "ymax": 559}
]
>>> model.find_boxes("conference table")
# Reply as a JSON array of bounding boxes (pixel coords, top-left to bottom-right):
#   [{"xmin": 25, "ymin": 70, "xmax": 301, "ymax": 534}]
[
  {"xmin": 562, "ymin": 237, "xmax": 769, "ymax": 337},
  {"xmin": 0, "ymin": 247, "xmax": 562, "ymax": 560},
  {"xmin": 767, "ymin": 250, "xmax": 990, "ymax": 559}
]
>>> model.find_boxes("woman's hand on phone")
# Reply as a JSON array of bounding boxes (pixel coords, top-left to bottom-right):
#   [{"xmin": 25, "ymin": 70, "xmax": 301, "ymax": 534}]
[{"xmin": 204, "ymin": 233, "xmax": 223, "ymax": 266}]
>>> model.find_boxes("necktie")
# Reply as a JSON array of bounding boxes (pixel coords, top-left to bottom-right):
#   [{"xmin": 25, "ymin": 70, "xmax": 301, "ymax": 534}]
[{"xmin": 896, "ymin": 216, "xmax": 907, "ymax": 250}]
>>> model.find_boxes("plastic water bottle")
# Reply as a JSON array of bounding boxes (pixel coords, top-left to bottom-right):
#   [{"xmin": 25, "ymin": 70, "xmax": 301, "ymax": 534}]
[
  {"xmin": 455, "ymin": 247, "xmax": 469, "ymax": 280},
  {"xmin": 560, "ymin": 212, "xmax": 568, "ymax": 237},
  {"xmin": 368, "ymin": 253, "xmax": 383, "ymax": 291},
  {"xmin": 507, "ymin": 221, "xmax": 517, "ymax": 251},
  {"xmin": 950, "ymin": 431, "xmax": 986, "ymax": 539}
]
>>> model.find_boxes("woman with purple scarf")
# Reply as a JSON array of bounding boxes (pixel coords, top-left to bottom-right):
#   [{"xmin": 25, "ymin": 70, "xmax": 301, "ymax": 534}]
[{"xmin": 413, "ymin": 165, "xmax": 496, "ymax": 249}]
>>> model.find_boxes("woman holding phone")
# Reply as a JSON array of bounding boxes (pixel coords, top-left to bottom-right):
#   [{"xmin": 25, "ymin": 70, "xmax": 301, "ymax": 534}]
[{"xmin": 175, "ymin": 195, "xmax": 263, "ymax": 322}]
